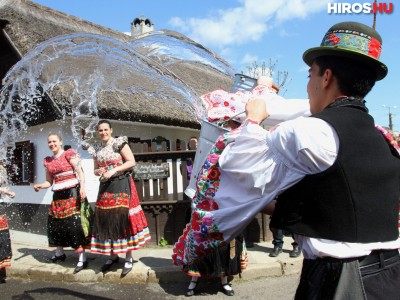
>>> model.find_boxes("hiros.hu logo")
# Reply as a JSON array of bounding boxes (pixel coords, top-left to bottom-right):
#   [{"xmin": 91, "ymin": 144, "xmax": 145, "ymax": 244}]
[{"xmin": 328, "ymin": 2, "xmax": 394, "ymax": 14}]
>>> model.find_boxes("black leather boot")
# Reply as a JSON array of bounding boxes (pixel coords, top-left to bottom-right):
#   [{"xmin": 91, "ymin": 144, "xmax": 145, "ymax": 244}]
[
  {"xmin": 290, "ymin": 244, "xmax": 301, "ymax": 257},
  {"xmin": 269, "ymin": 245, "xmax": 283, "ymax": 257}
]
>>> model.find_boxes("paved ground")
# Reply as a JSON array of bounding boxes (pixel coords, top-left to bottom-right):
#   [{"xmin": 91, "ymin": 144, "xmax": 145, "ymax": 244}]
[{"xmin": 6, "ymin": 230, "xmax": 302, "ymax": 285}]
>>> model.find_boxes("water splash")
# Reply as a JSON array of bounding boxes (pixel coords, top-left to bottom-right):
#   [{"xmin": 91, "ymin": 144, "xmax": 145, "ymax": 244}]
[
  {"xmin": 0, "ymin": 33, "xmax": 208, "ymax": 159},
  {"xmin": 131, "ymin": 30, "xmax": 235, "ymax": 76}
]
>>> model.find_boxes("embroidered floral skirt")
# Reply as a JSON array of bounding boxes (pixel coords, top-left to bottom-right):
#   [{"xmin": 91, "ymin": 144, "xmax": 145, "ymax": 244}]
[
  {"xmin": 91, "ymin": 174, "xmax": 151, "ymax": 254},
  {"xmin": 0, "ymin": 213, "xmax": 12, "ymax": 269},
  {"xmin": 182, "ymin": 235, "xmax": 247, "ymax": 277},
  {"xmin": 47, "ymin": 186, "xmax": 89, "ymax": 249}
]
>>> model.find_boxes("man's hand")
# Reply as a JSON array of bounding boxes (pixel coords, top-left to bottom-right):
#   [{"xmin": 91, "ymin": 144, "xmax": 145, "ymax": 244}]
[{"xmin": 246, "ymin": 97, "xmax": 270, "ymax": 124}]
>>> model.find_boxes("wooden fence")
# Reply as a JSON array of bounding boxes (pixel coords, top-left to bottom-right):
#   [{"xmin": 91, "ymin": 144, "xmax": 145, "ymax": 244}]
[
  {"xmin": 133, "ymin": 150, "xmax": 195, "ymax": 245},
  {"xmin": 132, "ymin": 149, "xmax": 271, "ymax": 246}
]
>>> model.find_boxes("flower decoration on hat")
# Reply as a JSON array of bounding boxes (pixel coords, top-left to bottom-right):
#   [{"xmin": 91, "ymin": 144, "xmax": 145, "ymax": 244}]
[{"xmin": 303, "ymin": 22, "xmax": 387, "ymax": 80}]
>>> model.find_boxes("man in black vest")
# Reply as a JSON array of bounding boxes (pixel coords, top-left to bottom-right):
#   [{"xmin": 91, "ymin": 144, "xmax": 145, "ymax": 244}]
[{"xmin": 240, "ymin": 22, "xmax": 400, "ymax": 299}]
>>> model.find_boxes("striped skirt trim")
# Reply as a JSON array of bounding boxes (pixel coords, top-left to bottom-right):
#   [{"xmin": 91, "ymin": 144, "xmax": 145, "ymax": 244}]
[{"xmin": 90, "ymin": 227, "xmax": 151, "ymax": 254}]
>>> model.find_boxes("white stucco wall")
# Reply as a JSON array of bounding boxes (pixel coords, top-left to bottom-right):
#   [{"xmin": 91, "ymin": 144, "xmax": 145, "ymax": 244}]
[{"xmin": 10, "ymin": 119, "xmax": 199, "ymax": 205}]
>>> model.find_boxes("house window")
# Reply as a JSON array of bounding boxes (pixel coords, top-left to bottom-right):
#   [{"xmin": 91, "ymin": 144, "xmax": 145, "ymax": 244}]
[
  {"xmin": 7, "ymin": 141, "xmax": 34, "ymax": 185},
  {"xmin": 152, "ymin": 136, "xmax": 170, "ymax": 152}
]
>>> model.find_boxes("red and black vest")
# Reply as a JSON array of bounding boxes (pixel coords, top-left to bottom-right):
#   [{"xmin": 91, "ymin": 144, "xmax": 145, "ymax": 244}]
[{"xmin": 270, "ymin": 100, "xmax": 400, "ymax": 243}]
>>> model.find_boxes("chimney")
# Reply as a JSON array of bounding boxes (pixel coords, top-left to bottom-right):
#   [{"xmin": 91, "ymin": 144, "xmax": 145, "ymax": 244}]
[{"xmin": 131, "ymin": 17, "xmax": 154, "ymax": 37}]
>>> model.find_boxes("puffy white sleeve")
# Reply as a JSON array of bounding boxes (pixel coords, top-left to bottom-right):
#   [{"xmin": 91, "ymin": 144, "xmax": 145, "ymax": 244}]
[
  {"xmin": 219, "ymin": 117, "xmax": 338, "ymax": 200},
  {"xmin": 261, "ymin": 96, "xmax": 311, "ymax": 127},
  {"xmin": 113, "ymin": 136, "xmax": 129, "ymax": 152}
]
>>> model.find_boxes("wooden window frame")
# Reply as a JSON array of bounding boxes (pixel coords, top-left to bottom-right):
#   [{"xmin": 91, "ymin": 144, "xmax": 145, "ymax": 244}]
[{"xmin": 7, "ymin": 140, "xmax": 34, "ymax": 185}]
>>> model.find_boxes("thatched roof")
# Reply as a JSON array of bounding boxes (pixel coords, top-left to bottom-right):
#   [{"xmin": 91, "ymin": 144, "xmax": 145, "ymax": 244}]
[
  {"xmin": 0, "ymin": 0, "xmax": 132, "ymax": 55},
  {"xmin": 0, "ymin": 0, "xmax": 234, "ymax": 129}
]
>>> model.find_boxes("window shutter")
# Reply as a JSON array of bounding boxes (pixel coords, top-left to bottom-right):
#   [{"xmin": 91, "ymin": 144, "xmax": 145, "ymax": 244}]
[
  {"xmin": 8, "ymin": 141, "xmax": 35, "ymax": 185},
  {"xmin": 6, "ymin": 146, "xmax": 17, "ymax": 184},
  {"xmin": 28, "ymin": 142, "xmax": 34, "ymax": 183}
]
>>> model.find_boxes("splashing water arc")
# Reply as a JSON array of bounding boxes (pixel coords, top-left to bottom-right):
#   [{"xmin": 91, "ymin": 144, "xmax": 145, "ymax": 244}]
[
  {"xmin": 130, "ymin": 30, "xmax": 235, "ymax": 76},
  {"xmin": 0, "ymin": 33, "xmax": 209, "ymax": 160}
]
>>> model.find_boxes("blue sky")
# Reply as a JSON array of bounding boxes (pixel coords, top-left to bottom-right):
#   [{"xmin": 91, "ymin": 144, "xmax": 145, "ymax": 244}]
[{"xmin": 32, "ymin": 0, "xmax": 399, "ymax": 130}]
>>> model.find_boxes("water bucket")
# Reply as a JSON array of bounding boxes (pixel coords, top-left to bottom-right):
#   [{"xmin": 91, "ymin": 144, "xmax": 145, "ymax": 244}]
[
  {"xmin": 184, "ymin": 120, "xmax": 229, "ymax": 199},
  {"xmin": 230, "ymin": 73, "xmax": 257, "ymax": 92}
]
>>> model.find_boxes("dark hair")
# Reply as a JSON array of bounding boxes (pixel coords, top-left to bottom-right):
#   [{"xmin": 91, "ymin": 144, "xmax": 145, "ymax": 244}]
[
  {"xmin": 315, "ymin": 56, "xmax": 376, "ymax": 99},
  {"xmin": 97, "ymin": 119, "xmax": 112, "ymax": 130}
]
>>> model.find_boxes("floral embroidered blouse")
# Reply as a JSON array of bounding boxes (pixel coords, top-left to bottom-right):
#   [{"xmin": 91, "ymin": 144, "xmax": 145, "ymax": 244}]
[
  {"xmin": 44, "ymin": 148, "xmax": 80, "ymax": 191},
  {"xmin": 94, "ymin": 136, "xmax": 130, "ymax": 180}
]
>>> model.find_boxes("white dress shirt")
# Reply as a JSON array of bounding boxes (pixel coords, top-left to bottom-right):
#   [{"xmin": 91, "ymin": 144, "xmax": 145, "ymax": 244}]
[{"xmin": 218, "ymin": 116, "xmax": 400, "ymax": 259}]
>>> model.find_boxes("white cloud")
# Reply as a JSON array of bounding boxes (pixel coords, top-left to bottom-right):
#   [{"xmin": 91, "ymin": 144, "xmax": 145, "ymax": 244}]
[
  {"xmin": 168, "ymin": 0, "xmax": 326, "ymax": 48},
  {"xmin": 169, "ymin": 17, "xmax": 186, "ymax": 29},
  {"xmin": 276, "ymin": 0, "xmax": 327, "ymax": 22},
  {"xmin": 169, "ymin": 11, "xmax": 270, "ymax": 47},
  {"xmin": 218, "ymin": 47, "xmax": 236, "ymax": 63},
  {"xmin": 241, "ymin": 53, "xmax": 259, "ymax": 66},
  {"xmin": 278, "ymin": 28, "xmax": 297, "ymax": 38}
]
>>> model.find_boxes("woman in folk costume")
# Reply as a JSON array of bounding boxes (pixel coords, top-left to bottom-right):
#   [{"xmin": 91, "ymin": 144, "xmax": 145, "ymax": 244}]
[
  {"xmin": 172, "ymin": 75, "xmax": 310, "ymax": 268},
  {"xmin": 182, "ymin": 121, "xmax": 247, "ymax": 296},
  {"xmin": 175, "ymin": 76, "xmax": 298, "ymax": 297},
  {"xmin": 89, "ymin": 120, "xmax": 150, "ymax": 277},
  {"xmin": 33, "ymin": 133, "xmax": 90, "ymax": 274},
  {"xmin": 374, "ymin": 125, "xmax": 400, "ymax": 250},
  {"xmin": 0, "ymin": 160, "xmax": 15, "ymax": 283}
]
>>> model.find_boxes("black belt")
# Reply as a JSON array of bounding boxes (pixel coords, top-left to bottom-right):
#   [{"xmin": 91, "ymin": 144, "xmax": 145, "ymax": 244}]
[{"xmin": 358, "ymin": 249, "xmax": 399, "ymax": 268}]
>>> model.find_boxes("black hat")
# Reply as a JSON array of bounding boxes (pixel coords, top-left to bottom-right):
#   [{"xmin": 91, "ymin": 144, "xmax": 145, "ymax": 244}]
[{"xmin": 303, "ymin": 21, "xmax": 388, "ymax": 80}]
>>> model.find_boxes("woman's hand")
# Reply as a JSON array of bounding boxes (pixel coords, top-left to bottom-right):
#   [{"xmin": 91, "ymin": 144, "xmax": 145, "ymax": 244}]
[
  {"xmin": 33, "ymin": 184, "xmax": 41, "ymax": 192},
  {"xmin": 7, "ymin": 190, "xmax": 16, "ymax": 198},
  {"xmin": 79, "ymin": 189, "xmax": 87, "ymax": 201},
  {"xmin": 1, "ymin": 187, "xmax": 15, "ymax": 198},
  {"xmin": 101, "ymin": 169, "xmax": 117, "ymax": 180},
  {"xmin": 34, "ymin": 172, "xmax": 53, "ymax": 191},
  {"xmin": 95, "ymin": 167, "xmax": 107, "ymax": 177}
]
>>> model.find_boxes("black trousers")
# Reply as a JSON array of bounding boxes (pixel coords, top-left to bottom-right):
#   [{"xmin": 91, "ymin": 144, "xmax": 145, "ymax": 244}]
[
  {"xmin": 360, "ymin": 251, "xmax": 400, "ymax": 300},
  {"xmin": 295, "ymin": 249, "xmax": 400, "ymax": 300}
]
